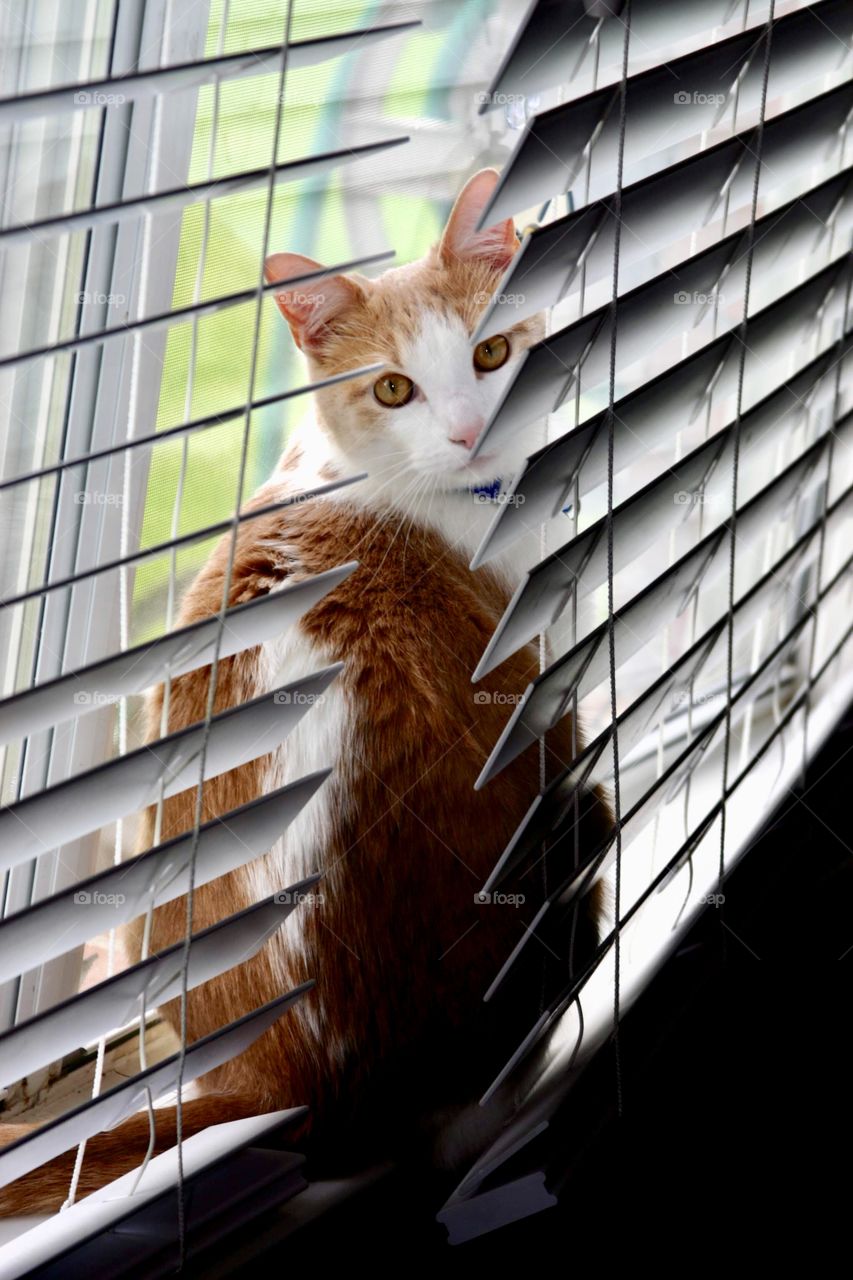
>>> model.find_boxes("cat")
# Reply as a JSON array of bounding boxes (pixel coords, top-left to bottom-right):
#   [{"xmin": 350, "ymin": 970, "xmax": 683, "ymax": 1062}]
[{"xmin": 0, "ymin": 170, "xmax": 609, "ymax": 1215}]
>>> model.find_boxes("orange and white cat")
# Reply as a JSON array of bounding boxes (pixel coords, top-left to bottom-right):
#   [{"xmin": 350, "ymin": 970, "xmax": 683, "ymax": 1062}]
[{"xmin": 0, "ymin": 170, "xmax": 607, "ymax": 1213}]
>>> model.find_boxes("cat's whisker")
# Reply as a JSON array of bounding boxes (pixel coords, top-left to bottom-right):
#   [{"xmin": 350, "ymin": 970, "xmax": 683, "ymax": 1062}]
[
  {"xmin": 418, "ymin": 476, "xmax": 441, "ymax": 562},
  {"xmin": 352, "ymin": 473, "xmax": 421, "ymax": 572},
  {"xmin": 346, "ymin": 464, "xmax": 416, "ymax": 514},
  {"xmin": 402, "ymin": 476, "xmax": 431, "ymax": 571},
  {"xmin": 361, "ymin": 453, "xmax": 409, "ymax": 468},
  {"xmin": 360, "ymin": 470, "xmax": 423, "ymax": 521},
  {"xmin": 367, "ymin": 475, "xmax": 426, "ymax": 581}
]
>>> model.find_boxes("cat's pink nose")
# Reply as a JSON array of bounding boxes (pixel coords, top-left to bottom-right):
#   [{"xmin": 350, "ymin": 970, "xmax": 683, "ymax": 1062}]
[{"xmin": 448, "ymin": 419, "xmax": 484, "ymax": 450}]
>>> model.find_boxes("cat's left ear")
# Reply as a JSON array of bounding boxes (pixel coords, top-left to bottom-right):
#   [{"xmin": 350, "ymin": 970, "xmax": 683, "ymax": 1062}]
[
  {"xmin": 438, "ymin": 169, "xmax": 518, "ymax": 270},
  {"xmin": 264, "ymin": 252, "xmax": 365, "ymax": 352}
]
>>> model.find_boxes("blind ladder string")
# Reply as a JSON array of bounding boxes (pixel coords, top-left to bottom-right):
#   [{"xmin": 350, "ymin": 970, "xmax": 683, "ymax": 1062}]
[
  {"xmin": 799, "ymin": 269, "xmax": 853, "ymax": 787},
  {"xmin": 131, "ymin": 0, "xmax": 236, "ymax": 1206},
  {"xmin": 605, "ymin": 0, "xmax": 631, "ymax": 1117},
  {"xmin": 170, "ymin": 4, "xmax": 295, "ymax": 1265},
  {"xmin": 61, "ymin": 0, "xmax": 176, "ymax": 1210},
  {"xmin": 717, "ymin": 1, "xmax": 776, "ymax": 905}
]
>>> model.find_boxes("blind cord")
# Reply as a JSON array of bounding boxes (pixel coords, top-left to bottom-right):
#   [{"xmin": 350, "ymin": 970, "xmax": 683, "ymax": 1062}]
[
  {"xmin": 126, "ymin": 0, "xmax": 236, "ymax": 1223},
  {"xmin": 604, "ymin": 0, "xmax": 631, "ymax": 1120},
  {"xmin": 537, "ymin": 196, "xmax": 556, "ymax": 1017},
  {"xmin": 62, "ymin": 0, "xmax": 172, "ymax": 1207},
  {"xmin": 171, "ymin": 5, "xmax": 294, "ymax": 1266},
  {"xmin": 160, "ymin": 0, "xmax": 232, "ymax": 727},
  {"xmin": 539, "ymin": 456, "xmax": 548, "ymax": 1015},
  {"xmin": 800, "ymin": 271, "xmax": 853, "ymax": 787},
  {"xmin": 717, "ymin": 3, "xmax": 776, "ymax": 906}
]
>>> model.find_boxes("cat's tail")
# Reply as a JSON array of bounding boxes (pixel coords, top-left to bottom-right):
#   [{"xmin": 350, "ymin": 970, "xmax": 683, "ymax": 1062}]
[{"xmin": 0, "ymin": 1094, "xmax": 268, "ymax": 1216}]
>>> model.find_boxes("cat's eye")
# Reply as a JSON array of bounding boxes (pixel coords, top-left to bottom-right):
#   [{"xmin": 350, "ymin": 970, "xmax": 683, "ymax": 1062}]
[
  {"xmin": 373, "ymin": 373, "xmax": 414, "ymax": 407},
  {"xmin": 473, "ymin": 334, "xmax": 509, "ymax": 372}
]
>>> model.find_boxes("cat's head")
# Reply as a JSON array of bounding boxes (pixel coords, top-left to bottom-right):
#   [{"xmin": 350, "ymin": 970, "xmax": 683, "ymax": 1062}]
[{"xmin": 264, "ymin": 169, "xmax": 545, "ymax": 495}]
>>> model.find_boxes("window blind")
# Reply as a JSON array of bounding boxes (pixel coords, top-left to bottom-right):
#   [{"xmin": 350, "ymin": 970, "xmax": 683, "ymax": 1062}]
[
  {"xmin": 0, "ymin": 0, "xmax": 436, "ymax": 1271},
  {"xmin": 440, "ymin": 0, "xmax": 853, "ymax": 1245},
  {"xmin": 0, "ymin": 0, "xmax": 553, "ymax": 1270},
  {"xmin": 0, "ymin": 0, "xmax": 850, "ymax": 1269}
]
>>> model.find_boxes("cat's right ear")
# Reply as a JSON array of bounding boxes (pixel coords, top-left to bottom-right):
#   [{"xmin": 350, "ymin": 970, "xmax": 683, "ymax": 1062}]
[
  {"xmin": 264, "ymin": 252, "xmax": 364, "ymax": 352},
  {"xmin": 438, "ymin": 169, "xmax": 518, "ymax": 270}
]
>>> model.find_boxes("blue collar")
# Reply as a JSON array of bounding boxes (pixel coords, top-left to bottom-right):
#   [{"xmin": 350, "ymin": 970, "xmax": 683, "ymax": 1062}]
[
  {"xmin": 466, "ymin": 477, "xmax": 503, "ymax": 500},
  {"xmin": 463, "ymin": 478, "xmax": 573, "ymax": 515}
]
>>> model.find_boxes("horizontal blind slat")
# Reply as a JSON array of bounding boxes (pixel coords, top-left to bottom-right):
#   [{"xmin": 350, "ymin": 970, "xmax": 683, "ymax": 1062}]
[
  {"xmin": 0, "ymin": 138, "xmax": 407, "ymax": 246},
  {"xmin": 0, "ymin": 252, "xmax": 393, "ymax": 373},
  {"xmin": 474, "ymin": 82, "xmax": 853, "ymax": 341},
  {"xmin": 0, "ymin": 475, "xmax": 365, "ymax": 612},
  {"xmin": 482, "ymin": 0, "xmax": 815, "ymax": 112},
  {"xmin": 471, "ymin": 190, "xmax": 853, "ymax": 467},
  {"xmin": 0, "ymin": 21, "xmax": 420, "ymax": 122},
  {"xmin": 479, "ymin": 0, "xmax": 850, "ymax": 225},
  {"xmin": 0, "ymin": 364, "xmax": 379, "ymax": 495},
  {"xmin": 0, "ymin": 562, "xmax": 356, "ymax": 743},
  {"xmin": 0, "ymin": 774, "xmax": 330, "ymax": 985},
  {"xmin": 0, "ymin": 1111, "xmax": 307, "ymax": 1279},
  {"xmin": 0, "ymin": 666, "xmax": 342, "ymax": 873},
  {"xmin": 475, "ymin": 412, "xmax": 844, "ymax": 684},
  {"xmin": 475, "ymin": 303, "xmax": 852, "ymax": 569},
  {"xmin": 0, "ymin": 886, "xmax": 318, "ymax": 1087},
  {"xmin": 0, "ymin": 989, "xmax": 312, "ymax": 1189}
]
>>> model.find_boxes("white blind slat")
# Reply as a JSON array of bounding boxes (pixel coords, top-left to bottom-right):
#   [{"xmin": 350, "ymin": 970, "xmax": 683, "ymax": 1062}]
[
  {"xmin": 0, "ymin": 563, "xmax": 356, "ymax": 744},
  {"xmin": 0, "ymin": 666, "xmax": 342, "ymax": 873},
  {"xmin": 0, "ymin": 989, "xmax": 312, "ymax": 1189},
  {"xmin": 0, "ymin": 887, "xmax": 317, "ymax": 1087},
  {"xmin": 0, "ymin": 775, "xmax": 330, "ymax": 986}
]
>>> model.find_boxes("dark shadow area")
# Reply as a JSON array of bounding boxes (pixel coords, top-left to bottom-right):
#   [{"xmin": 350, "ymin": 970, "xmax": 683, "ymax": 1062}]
[{"xmin": 202, "ymin": 697, "xmax": 853, "ymax": 1273}]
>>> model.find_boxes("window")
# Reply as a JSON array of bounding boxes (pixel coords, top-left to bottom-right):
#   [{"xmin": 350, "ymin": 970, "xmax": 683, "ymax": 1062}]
[
  {"xmin": 0, "ymin": 0, "xmax": 208, "ymax": 1047},
  {"xmin": 0, "ymin": 0, "xmax": 850, "ymax": 1264}
]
